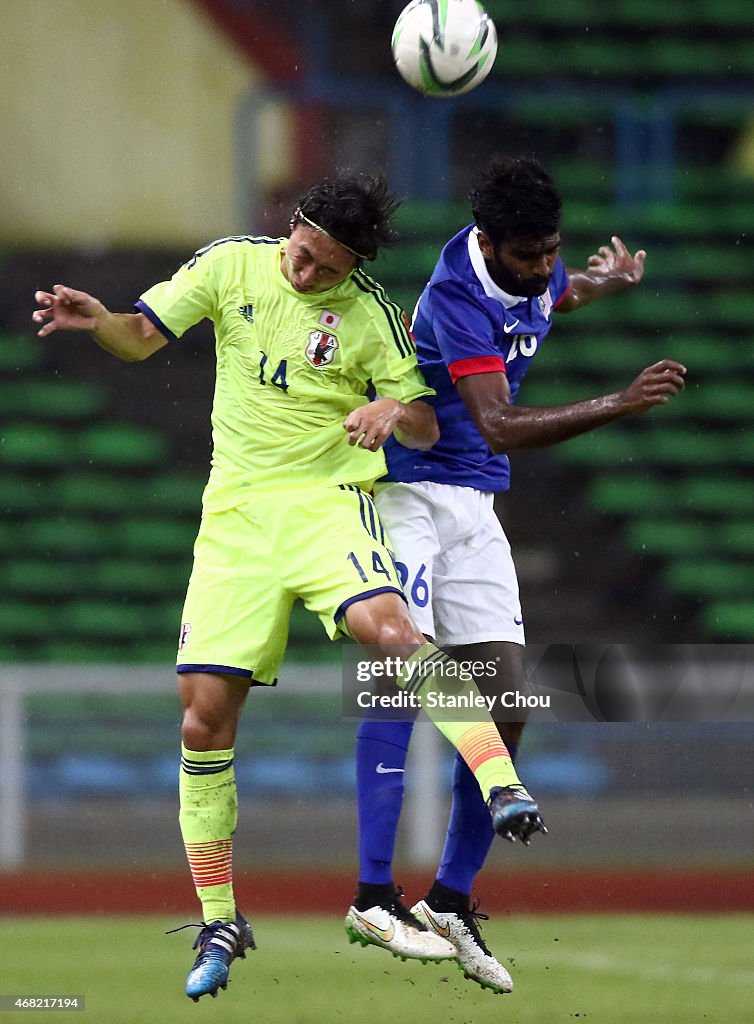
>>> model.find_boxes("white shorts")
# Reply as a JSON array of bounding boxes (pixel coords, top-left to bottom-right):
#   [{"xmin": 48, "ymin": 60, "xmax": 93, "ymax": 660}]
[{"xmin": 374, "ymin": 480, "xmax": 525, "ymax": 648}]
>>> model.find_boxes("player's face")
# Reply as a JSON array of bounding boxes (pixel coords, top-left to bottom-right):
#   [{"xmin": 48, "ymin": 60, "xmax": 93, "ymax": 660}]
[
  {"xmin": 480, "ymin": 232, "xmax": 561, "ymax": 297},
  {"xmin": 281, "ymin": 225, "xmax": 358, "ymax": 294}
]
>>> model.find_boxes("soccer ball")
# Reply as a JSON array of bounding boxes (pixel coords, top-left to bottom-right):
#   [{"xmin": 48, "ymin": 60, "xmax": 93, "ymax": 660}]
[{"xmin": 391, "ymin": 0, "xmax": 498, "ymax": 98}]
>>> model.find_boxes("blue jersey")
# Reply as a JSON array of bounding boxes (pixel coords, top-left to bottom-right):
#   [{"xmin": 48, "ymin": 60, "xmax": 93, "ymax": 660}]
[{"xmin": 383, "ymin": 225, "xmax": 570, "ymax": 492}]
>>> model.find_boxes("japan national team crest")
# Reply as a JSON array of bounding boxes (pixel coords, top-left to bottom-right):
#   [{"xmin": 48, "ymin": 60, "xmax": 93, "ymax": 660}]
[
  {"xmin": 538, "ymin": 289, "xmax": 553, "ymax": 321},
  {"xmin": 305, "ymin": 330, "xmax": 339, "ymax": 367}
]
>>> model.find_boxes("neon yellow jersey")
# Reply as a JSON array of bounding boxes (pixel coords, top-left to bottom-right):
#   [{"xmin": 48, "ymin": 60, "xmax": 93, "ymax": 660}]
[{"xmin": 137, "ymin": 236, "xmax": 433, "ymax": 510}]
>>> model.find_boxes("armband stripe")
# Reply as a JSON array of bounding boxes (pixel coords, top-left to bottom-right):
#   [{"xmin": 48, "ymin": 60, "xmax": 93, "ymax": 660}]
[{"xmin": 448, "ymin": 355, "xmax": 506, "ymax": 384}]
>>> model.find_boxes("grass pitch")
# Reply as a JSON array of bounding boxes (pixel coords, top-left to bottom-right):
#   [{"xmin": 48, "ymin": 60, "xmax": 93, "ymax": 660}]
[{"xmin": 3, "ymin": 914, "xmax": 752, "ymax": 1023}]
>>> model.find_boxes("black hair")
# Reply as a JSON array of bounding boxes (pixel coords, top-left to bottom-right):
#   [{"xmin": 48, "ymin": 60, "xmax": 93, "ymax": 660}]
[
  {"xmin": 292, "ymin": 175, "xmax": 401, "ymax": 262},
  {"xmin": 469, "ymin": 156, "xmax": 563, "ymax": 246}
]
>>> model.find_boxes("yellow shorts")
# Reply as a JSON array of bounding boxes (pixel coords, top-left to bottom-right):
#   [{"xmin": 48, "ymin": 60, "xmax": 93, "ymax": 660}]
[{"xmin": 176, "ymin": 485, "xmax": 404, "ymax": 684}]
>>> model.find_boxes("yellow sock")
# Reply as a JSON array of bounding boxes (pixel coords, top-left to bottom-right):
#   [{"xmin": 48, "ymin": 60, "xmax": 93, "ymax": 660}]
[
  {"xmin": 179, "ymin": 745, "xmax": 237, "ymax": 923},
  {"xmin": 398, "ymin": 643, "xmax": 523, "ymax": 797}
]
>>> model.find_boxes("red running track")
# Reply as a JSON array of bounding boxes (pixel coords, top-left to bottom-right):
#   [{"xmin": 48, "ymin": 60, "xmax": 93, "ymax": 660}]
[{"xmin": 3, "ymin": 868, "xmax": 753, "ymax": 915}]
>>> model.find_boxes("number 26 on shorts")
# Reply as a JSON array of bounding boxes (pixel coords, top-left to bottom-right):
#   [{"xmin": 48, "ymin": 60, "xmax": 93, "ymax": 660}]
[{"xmin": 394, "ymin": 560, "xmax": 429, "ymax": 608}]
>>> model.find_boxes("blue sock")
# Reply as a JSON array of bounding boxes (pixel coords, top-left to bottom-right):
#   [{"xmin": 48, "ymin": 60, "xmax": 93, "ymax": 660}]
[
  {"xmin": 435, "ymin": 740, "xmax": 520, "ymax": 895},
  {"xmin": 356, "ymin": 717, "xmax": 414, "ymax": 885},
  {"xmin": 435, "ymin": 751, "xmax": 496, "ymax": 895}
]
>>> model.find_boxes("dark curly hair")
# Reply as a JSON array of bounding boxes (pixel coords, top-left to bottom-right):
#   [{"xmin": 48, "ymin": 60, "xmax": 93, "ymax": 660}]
[
  {"xmin": 292, "ymin": 175, "xmax": 401, "ymax": 262},
  {"xmin": 470, "ymin": 156, "xmax": 563, "ymax": 247}
]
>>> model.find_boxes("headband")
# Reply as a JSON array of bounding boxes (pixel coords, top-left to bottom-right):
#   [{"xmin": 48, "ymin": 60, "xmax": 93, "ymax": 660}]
[{"xmin": 292, "ymin": 208, "xmax": 370, "ymax": 261}]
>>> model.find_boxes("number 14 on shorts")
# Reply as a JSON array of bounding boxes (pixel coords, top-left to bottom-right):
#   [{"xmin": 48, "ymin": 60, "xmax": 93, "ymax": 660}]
[{"xmin": 347, "ymin": 550, "xmax": 429, "ymax": 609}]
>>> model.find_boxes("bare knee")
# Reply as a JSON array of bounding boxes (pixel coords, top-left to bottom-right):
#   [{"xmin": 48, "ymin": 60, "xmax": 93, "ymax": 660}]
[
  {"xmin": 178, "ymin": 672, "xmax": 248, "ymax": 751},
  {"xmin": 344, "ymin": 592, "xmax": 425, "ymax": 652}
]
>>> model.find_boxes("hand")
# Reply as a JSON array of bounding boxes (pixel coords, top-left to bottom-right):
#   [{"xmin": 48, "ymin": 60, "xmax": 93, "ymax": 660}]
[
  {"xmin": 33, "ymin": 284, "xmax": 106, "ymax": 337},
  {"xmin": 621, "ymin": 360, "xmax": 686, "ymax": 414},
  {"xmin": 586, "ymin": 235, "xmax": 646, "ymax": 286},
  {"xmin": 343, "ymin": 398, "xmax": 402, "ymax": 450}
]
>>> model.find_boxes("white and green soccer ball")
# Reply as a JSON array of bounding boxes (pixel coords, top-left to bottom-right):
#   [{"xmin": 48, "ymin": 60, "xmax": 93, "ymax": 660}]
[{"xmin": 391, "ymin": 0, "xmax": 498, "ymax": 98}]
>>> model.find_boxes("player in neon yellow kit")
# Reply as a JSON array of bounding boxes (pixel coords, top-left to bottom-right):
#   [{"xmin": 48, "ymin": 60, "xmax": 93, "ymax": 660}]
[{"xmin": 33, "ymin": 175, "xmax": 544, "ymax": 1000}]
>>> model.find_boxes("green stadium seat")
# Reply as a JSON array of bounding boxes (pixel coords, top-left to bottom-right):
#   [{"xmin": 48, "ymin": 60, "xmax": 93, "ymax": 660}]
[
  {"xmin": 0, "ymin": 601, "xmax": 55, "ymax": 639},
  {"xmin": 58, "ymin": 600, "xmax": 172, "ymax": 640},
  {"xmin": 0, "ymin": 379, "xmax": 106, "ymax": 420},
  {"xmin": 681, "ymin": 478, "xmax": 754, "ymax": 515},
  {"xmin": 719, "ymin": 522, "xmax": 754, "ymax": 555},
  {"xmin": 649, "ymin": 41, "xmax": 735, "ymax": 76},
  {"xmin": 19, "ymin": 517, "xmax": 112, "ymax": 555},
  {"xmin": 76, "ymin": 423, "xmax": 168, "ymax": 467},
  {"xmin": 139, "ymin": 474, "xmax": 205, "ymax": 515},
  {"xmin": 703, "ymin": 601, "xmax": 754, "ymax": 640},
  {"xmin": 0, "ymin": 422, "xmax": 74, "ymax": 466},
  {"xmin": 90, "ymin": 559, "xmax": 190, "ymax": 597},
  {"xmin": 40, "ymin": 640, "xmax": 144, "ymax": 664},
  {"xmin": 0, "ymin": 475, "xmax": 50, "ymax": 514},
  {"xmin": 548, "ymin": 161, "xmax": 615, "ymax": 202},
  {"xmin": 391, "ymin": 201, "xmax": 467, "ymax": 239},
  {"xmin": 0, "ymin": 334, "xmax": 42, "ymax": 372},
  {"xmin": 614, "ymin": 0, "xmax": 690, "ymax": 26},
  {"xmin": 560, "ymin": 429, "xmax": 741, "ymax": 467},
  {"xmin": 625, "ymin": 519, "xmax": 710, "ymax": 556},
  {"xmin": 589, "ymin": 476, "xmax": 676, "ymax": 516},
  {"xmin": 52, "ymin": 474, "xmax": 141, "ymax": 514},
  {"xmin": 557, "ymin": 429, "xmax": 641, "ymax": 465},
  {"xmin": 665, "ymin": 559, "xmax": 754, "ymax": 597},
  {"xmin": 5, "ymin": 559, "xmax": 89, "ymax": 597},
  {"xmin": 116, "ymin": 518, "xmax": 198, "ymax": 556}
]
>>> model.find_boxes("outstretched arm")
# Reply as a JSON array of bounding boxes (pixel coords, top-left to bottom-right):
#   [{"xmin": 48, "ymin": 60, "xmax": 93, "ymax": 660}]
[
  {"xmin": 343, "ymin": 398, "xmax": 439, "ymax": 452},
  {"xmin": 33, "ymin": 284, "xmax": 168, "ymax": 362},
  {"xmin": 456, "ymin": 360, "xmax": 686, "ymax": 454},
  {"xmin": 557, "ymin": 235, "xmax": 646, "ymax": 312}
]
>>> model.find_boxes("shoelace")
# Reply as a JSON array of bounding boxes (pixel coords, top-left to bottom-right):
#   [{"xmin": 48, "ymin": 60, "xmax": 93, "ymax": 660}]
[
  {"xmin": 385, "ymin": 886, "xmax": 428, "ymax": 932},
  {"xmin": 165, "ymin": 920, "xmax": 238, "ymax": 952},
  {"xmin": 459, "ymin": 900, "xmax": 493, "ymax": 957}
]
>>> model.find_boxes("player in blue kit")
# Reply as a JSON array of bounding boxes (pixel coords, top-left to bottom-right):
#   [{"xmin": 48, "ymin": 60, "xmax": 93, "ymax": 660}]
[{"xmin": 353, "ymin": 156, "xmax": 686, "ymax": 993}]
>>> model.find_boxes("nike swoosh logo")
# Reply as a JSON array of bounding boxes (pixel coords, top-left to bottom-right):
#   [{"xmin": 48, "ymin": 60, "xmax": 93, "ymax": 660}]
[
  {"xmin": 352, "ymin": 910, "xmax": 396, "ymax": 943},
  {"xmin": 503, "ymin": 319, "xmax": 520, "ymax": 334},
  {"xmin": 421, "ymin": 907, "xmax": 452, "ymax": 939},
  {"xmin": 514, "ymin": 617, "xmax": 523, "ymax": 625},
  {"xmin": 376, "ymin": 764, "xmax": 405, "ymax": 774}
]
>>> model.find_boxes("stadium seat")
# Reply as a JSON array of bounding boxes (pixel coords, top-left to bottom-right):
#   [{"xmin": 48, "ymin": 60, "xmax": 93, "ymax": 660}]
[
  {"xmin": 719, "ymin": 522, "xmax": 754, "ymax": 555},
  {"xmin": 76, "ymin": 423, "xmax": 168, "ymax": 467},
  {"xmin": 116, "ymin": 518, "xmax": 198, "ymax": 556},
  {"xmin": 625, "ymin": 519, "xmax": 710, "ymax": 556},
  {"xmin": 58, "ymin": 600, "xmax": 171, "ymax": 639},
  {"xmin": 52, "ymin": 474, "xmax": 141, "ymax": 514},
  {"xmin": 681, "ymin": 477, "xmax": 754, "ymax": 515},
  {"xmin": 703, "ymin": 601, "xmax": 754, "ymax": 639},
  {"xmin": 0, "ymin": 601, "xmax": 54, "ymax": 639},
  {"xmin": 19, "ymin": 517, "xmax": 113, "ymax": 555},
  {"xmin": 665, "ymin": 559, "xmax": 754, "ymax": 597},
  {"xmin": 0, "ymin": 379, "xmax": 106, "ymax": 420},
  {"xmin": 138, "ymin": 473, "xmax": 205, "ymax": 515},
  {"xmin": 5, "ymin": 559, "xmax": 89, "ymax": 597},
  {"xmin": 90, "ymin": 558, "xmax": 190, "ymax": 596},
  {"xmin": 589, "ymin": 476, "xmax": 676, "ymax": 516},
  {"xmin": 0, "ymin": 475, "xmax": 50, "ymax": 514},
  {"xmin": 0, "ymin": 422, "xmax": 74, "ymax": 467},
  {"xmin": 0, "ymin": 334, "xmax": 42, "ymax": 372}
]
